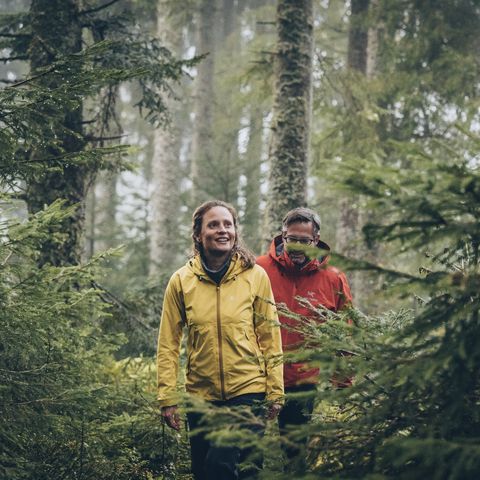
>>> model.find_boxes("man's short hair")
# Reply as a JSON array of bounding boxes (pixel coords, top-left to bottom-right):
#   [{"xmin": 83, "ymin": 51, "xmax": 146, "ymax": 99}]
[{"xmin": 282, "ymin": 207, "xmax": 321, "ymax": 235}]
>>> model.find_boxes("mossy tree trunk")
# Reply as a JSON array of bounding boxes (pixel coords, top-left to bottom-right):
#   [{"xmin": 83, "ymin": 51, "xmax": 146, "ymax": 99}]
[
  {"xmin": 264, "ymin": 0, "xmax": 313, "ymax": 238},
  {"xmin": 26, "ymin": 0, "xmax": 86, "ymax": 266}
]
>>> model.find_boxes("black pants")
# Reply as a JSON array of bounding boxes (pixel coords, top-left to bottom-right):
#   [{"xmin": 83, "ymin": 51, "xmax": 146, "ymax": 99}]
[
  {"xmin": 277, "ymin": 385, "xmax": 316, "ymax": 469},
  {"xmin": 187, "ymin": 393, "xmax": 266, "ymax": 480}
]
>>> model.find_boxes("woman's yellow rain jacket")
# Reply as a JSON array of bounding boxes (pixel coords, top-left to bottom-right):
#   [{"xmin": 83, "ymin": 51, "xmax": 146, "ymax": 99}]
[{"xmin": 157, "ymin": 254, "xmax": 284, "ymax": 407}]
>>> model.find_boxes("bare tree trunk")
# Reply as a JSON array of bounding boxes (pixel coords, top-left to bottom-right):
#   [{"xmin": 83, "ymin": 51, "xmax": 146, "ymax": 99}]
[
  {"xmin": 149, "ymin": 0, "xmax": 183, "ymax": 275},
  {"xmin": 243, "ymin": 104, "xmax": 264, "ymax": 253},
  {"xmin": 359, "ymin": 0, "xmax": 384, "ymax": 311},
  {"xmin": 222, "ymin": 0, "xmax": 235, "ymax": 39},
  {"xmin": 85, "ymin": 186, "xmax": 96, "ymax": 260},
  {"xmin": 190, "ymin": 0, "xmax": 217, "ymax": 205},
  {"xmin": 347, "ymin": 0, "xmax": 369, "ymax": 74},
  {"xmin": 366, "ymin": 0, "xmax": 380, "ymax": 79},
  {"xmin": 264, "ymin": 0, "xmax": 313, "ymax": 238},
  {"xmin": 93, "ymin": 171, "xmax": 118, "ymax": 252},
  {"xmin": 335, "ymin": 0, "xmax": 369, "ymax": 303},
  {"xmin": 26, "ymin": 0, "xmax": 86, "ymax": 266}
]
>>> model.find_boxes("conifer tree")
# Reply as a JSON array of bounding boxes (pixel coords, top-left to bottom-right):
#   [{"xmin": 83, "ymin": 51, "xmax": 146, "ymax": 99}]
[
  {"xmin": 0, "ymin": 0, "xmax": 193, "ymax": 266},
  {"xmin": 25, "ymin": 0, "xmax": 86, "ymax": 266}
]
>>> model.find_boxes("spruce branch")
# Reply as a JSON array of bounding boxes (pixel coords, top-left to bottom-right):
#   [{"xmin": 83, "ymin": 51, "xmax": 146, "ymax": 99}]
[
  {"xmin": 84, "ymin": 134, "xmax": 128, "ymax": 142},
  {"xmin": 0, "ymin": 33, "xmax": 31, "ymax": 38},
  {"xmin": 79, "ymin": 0, "xmax": 122, "ymax": 16},
  {"xmin": 6, "ymin": 66, "xmax": 55, "ymax": 87},
  {"xmin": 0, "ymin": 55, "xmax": 28, "ymax": 62}
]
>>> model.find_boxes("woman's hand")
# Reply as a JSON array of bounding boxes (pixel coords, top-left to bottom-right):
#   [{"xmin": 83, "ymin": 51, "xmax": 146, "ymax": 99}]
[
  {"xmin": 266, "ymin": 402, "xmax": 282, "ymax": 420},
  {"xmin": 161, "ymin": 405, "xmax": 181, "ymax": 430}
]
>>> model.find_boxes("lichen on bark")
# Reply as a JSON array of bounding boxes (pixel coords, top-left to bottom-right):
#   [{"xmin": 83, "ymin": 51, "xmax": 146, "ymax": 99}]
[{"xmin": 264, "ymin": 0, "xmax": 313, "ymax": 239}]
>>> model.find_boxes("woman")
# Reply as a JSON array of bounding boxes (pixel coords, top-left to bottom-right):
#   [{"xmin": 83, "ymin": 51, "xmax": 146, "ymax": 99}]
[{"xmin": 157, "ymin": 200, "xmax": 284, "ymax": 480}]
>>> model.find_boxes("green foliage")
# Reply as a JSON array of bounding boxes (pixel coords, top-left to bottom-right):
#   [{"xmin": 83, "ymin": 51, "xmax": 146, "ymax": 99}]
[
  {"xmin": 0, "ymin": 34, "xmax": 196, "ymax": 186},
  {"xmin": 267, "ymin": 2, "xmax": 480, "ymax": 477},
  {"xmin": 0, "ymin": 201, "xmax": 186, "ymax": 479},
  {"xmin": 1, "ymin": 1, "xmax": 479, "ymax": 479},
  {"xmin": 265, "ymin": 226, "xmax": 479, "ymax": 478},
  {"xmin": 99, "ymin": 276, "xmax": 170, "ymax": 358}
]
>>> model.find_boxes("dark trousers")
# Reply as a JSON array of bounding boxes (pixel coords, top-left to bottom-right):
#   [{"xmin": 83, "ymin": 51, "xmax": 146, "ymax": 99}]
[
  {"xmin": 187, "ymin": 393, "xmax": 266, "ymax": 480},
  {"xmin": 277, "ymin": 385, "xmax": 316, "ymax": 469}
]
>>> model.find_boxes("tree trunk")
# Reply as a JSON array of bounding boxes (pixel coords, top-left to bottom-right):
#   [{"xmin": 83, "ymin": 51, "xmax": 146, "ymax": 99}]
[
  {"xmin": 26, "ymin": 0, "xmax": 86, "ymax": 266},
  {"xmin": 264, "ymin": 0, "xmax": 313, "ymax": 238},
  {"xmin": 347, "ymin": 0, "xmax": 369, "ymax": 75},
  {"xmin": 222, "ymin": 0, "xmax": 235, "ymax": 39},
  {"xmin": 366, "ymin": 0, "xmax": 380, "ymax": 79},
  {"xmin": 360, "ymin": 0, "xmax": 384, "ymax": 311},
  {"xmin": 149, "ymin": 0, "xmax": 184, "ymax": 275},
  {"xmin": 149, "ymin": 122, "xmax": 182, "ymax": 273},
  {"xmin": 93, "ymin": 171, "xmax": 118, "ymax": 253},
  {"xmin": 190, "ymin": 0, "xmax": 217, "ymax": 206},
  {"xmin": 335, "ymin": 0, "xmax": 369, "ymax": 303},
  {"xmin": 243, "ymin": 104, "xmax": 264, "ymax": 253}
]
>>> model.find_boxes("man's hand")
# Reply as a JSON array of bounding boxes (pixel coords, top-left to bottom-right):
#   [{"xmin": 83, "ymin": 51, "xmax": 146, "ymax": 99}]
[
  {"xmin": 266, "ymin": 402, "xmax": 282, "ymax": 420},
  {"xmin": 161, "ymin": 405, "xmax": 181, "ymax": 430}
]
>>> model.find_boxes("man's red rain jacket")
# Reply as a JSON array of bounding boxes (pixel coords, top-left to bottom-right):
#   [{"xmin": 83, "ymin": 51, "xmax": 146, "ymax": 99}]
[{"xmin": 257, "ymin": 235, "xmax": 353, "ymax": 388}]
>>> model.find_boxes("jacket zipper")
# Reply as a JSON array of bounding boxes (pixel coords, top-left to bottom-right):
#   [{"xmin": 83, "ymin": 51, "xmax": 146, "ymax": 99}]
[{"xmin": 216, "ymin": 285, "xmax": 226, "ymax": 400}]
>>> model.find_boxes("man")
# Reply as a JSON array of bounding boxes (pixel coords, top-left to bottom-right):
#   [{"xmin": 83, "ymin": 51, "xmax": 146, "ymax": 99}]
[{"xmin": 257, "ymin": 207, "xmax": 352, "ymax": 468}]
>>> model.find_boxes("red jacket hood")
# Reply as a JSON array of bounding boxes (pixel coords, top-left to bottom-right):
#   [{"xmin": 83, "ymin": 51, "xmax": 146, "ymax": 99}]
[{"xmin": 267, "ymin": 234, "xmax": 331, "ymax": 274}]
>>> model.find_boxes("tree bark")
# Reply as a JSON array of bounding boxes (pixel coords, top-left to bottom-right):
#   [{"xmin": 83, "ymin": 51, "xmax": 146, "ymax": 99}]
[
  {"xmin": 264, "ymin": 0, "xmax": 313, "ymax": 238},
  {"xmin": 93, "ymin": 171, "xmax": 118, "ymax": 253},
  {"xmin": 336, "ymin": 0, "xmax": 370, "ymax": 305},
  {"xmin": 26, "ymin": 0, "xmax": 86, "ymax": 266},
  {"xmin": 366, "ymin": 0, "xmax": 380, "ymax": 79},
  {"xmin": 148, "ymin": 0, "xmax": 184, "ymax": 275},
  {"xmin": 347, "ymin": 0, "xmax": 369, "ymax": 75},
  {"xmin": 243, "ymin": 104, "xmax": 264, "ymax": 253},
  {"xmin": 222, "ymin": 0, "xmax": 235, "ymax": 39},
  {"xmin": 190, "ymin": 0, "xmax": 217, "ymax": 206}
]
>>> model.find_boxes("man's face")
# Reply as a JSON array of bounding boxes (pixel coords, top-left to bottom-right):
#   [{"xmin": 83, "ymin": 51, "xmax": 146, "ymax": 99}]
[{"xmin": 282, "ymin": 221, "xmax": 318, "ymax": 266}]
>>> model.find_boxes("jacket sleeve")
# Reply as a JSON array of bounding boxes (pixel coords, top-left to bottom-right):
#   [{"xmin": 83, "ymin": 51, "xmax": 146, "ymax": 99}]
[
  {"xmin": 253, "ymin": 267, "xmax": 284, "ymax": 404},
  {"xmin": 336, "ymin": 271, "xmax": 353, "ymax": 311},
  {"xmin": 157, "ymin": 273, "xmax": 185, "ymax": 407}
]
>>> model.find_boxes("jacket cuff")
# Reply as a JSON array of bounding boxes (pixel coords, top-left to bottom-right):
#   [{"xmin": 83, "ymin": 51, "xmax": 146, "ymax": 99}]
[
  {"xmin": 157, "ymin": 394, "xmax": 179, "ymax": 408},
  {"xmin": 266, "ymin": 392, "xmax": 285, "ymax": 405}
]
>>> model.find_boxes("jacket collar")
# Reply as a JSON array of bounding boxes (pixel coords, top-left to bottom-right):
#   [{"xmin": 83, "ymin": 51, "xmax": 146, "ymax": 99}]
[
  {"xmin": 188, "ymin": 252, "xmax": 247, "ymax": 283},
  {"xmin": 268, "ymin": 234, "xmax": 330, "ymax": 273}
]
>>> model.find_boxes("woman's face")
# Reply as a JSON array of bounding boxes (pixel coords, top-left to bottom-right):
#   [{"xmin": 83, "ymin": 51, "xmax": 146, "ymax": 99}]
[{"xmin": 198, "ymin": 206, "xmax": 236, "ymax": 258}]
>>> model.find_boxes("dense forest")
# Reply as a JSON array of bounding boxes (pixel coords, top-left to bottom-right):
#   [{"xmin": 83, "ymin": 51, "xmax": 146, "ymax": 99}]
[{"xmin": 1, "ymin": 0, "xmax": 479, "ymax": 479}]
